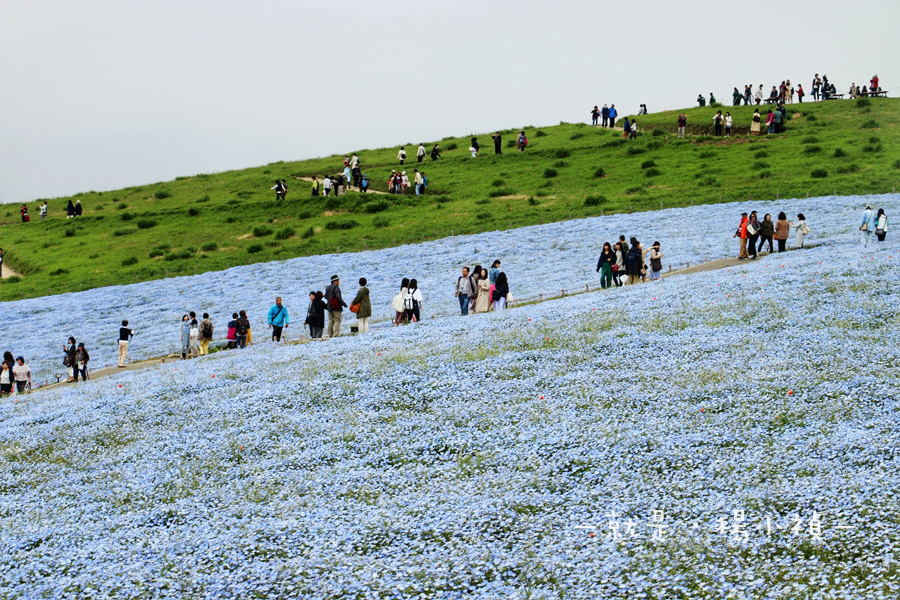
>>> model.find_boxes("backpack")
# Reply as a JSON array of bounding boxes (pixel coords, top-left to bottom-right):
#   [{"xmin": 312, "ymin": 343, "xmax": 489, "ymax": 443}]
[
  {"xmin": 201, "ymin": 321, "xmax": 213, "ymax": 338},
  {"xmin": 403, "ymin": 289, "xmax": 416, "ymax": 311},
  {"xmin": 627, "ymin": 249, "xmax": 641, "ymax": 270},
  {"xmin": 329, "ymin": 296, "xmax": 340, "ymax": 310},
  {"xmin": 236, "ymin": 318, "xmax": 249, "ymax": 336},
  {"xmin": 361, "ymin": 179, "xmax": 369, "ymax": 189}
]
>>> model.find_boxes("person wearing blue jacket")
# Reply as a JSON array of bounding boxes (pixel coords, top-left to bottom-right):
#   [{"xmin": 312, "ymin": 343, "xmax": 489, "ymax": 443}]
[
  {"xmin": 607, "ymin": 104, "xmax": 618, "ymax": 128},
  {"xmin": 859, "ymin": 205, "xmax": 876, "ymax": 246},
  {"xmin": 267, "ymin": 297, "xmax": 289, "ymax": 342}
]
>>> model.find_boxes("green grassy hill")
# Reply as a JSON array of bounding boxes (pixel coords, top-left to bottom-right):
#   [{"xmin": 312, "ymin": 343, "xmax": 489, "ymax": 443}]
[{"xmin": 2, "ymin": 98, "xmax": 898, "ymax": 301}]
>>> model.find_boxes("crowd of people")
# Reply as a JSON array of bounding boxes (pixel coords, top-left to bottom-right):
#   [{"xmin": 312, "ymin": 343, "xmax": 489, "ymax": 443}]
[
  {"xmin": 734, "ymin": 211, "xmax": 807, "ymax": 259},
  {"xmin": 590, "ymin": 105, "xmax": 619, "ymax": 128},
  {"xmin": 704, "ymin": 73, "xmax": 883, "ymax": 108},
  {"xmin": 596, "ymin": 235, "xmax": 664, "ymax": 288},
  {"xmin": 453, "ymin": 260, "xmax": 508, "ymax": 315},
  {"xmin": 0, "ymin": 351, "xmax": 31, "ymax": 397}
]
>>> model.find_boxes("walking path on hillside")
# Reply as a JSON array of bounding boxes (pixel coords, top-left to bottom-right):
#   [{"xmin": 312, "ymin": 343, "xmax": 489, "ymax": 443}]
[
  {"xmin": 29, "ymin": 250, "xmax": 785, "ymax": 392},
  {"xmin": 294, "ymin": 176, "xmax": 391, "ymax": 196},
  {"xmin": 1, "ymin": 263, "xmax": 22, "ymax": 279}
]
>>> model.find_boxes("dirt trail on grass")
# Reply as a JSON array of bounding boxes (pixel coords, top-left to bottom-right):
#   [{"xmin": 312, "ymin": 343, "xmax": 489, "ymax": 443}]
[
  {"xmin": 31, "ymin": 251, "xmax": 784, "ymax": 392},
  {"xmin": 1, "ymin": 263, "xmax": 22, "ymax": 278}
]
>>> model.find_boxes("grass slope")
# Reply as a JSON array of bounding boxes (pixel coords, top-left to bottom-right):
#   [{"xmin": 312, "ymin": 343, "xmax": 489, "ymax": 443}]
[{"xmin": 1, "ymin": 98, "xmax": 898, "ymax": 301}]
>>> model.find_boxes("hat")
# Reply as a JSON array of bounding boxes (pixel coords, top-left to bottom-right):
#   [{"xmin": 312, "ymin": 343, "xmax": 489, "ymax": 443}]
[
  {"xmin": 331, "ymin": 275, "xmax": 340, "ymax": 282},
  {"xmin": 402, "ymin": 171, "xmax": 406, "ymax": 175}
]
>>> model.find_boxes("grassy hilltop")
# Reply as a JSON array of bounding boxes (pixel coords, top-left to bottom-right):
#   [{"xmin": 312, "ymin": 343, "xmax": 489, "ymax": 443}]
[{"xmin": 1, "ymin": 98, "xmax": 898, "ymax": 301}]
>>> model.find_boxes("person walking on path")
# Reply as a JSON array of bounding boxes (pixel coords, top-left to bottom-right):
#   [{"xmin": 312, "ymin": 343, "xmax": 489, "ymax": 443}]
[
  {"xmin": 197, "ymin": 313, "xmax": 214, "ymax": 354},
  {"xmin": 0, "ymin": 361, "xmax": 12, "ymax": 397},
  {"xmin": 13, "ymin": 357, "xmax": 31, "ymax": 394},
  {"xmin": 40, "ymin": 201, "xmax": 48, "ymax": 220},
  {"xmin": 235, "ymin": 310, "xmax": 250, "ymax": 348},
  {"xmin": 74, "ymin": 343, "xmax": 90, "ymax": 381},
  {"xmin": 66, "ymin": 200, "xmax": 75, "ymax": 219},
  {"xmin": 180, "ymin": 315, "xmax": 192, "ymax": 359},
  {"xmin": 266, "ymin": 297, "xmax": 289, "ymax": 342},
  {"xmin": 430, "ymin": 144, "xmax": 442, "ymax": 161},
  {"xmin": 773, "ymin": 107, "xmax": 783, "ymax": 134},
  {"xmin": 713, "ymin": 111, "xmax": 724, "ymax": 137},
  {"xmin": 408, "ymin": 279, "xmax": 424, "ymax": 322},
  {"xmin": 417, "ymin": 143, "xmax": 426, "ymax": 163},
  {"xmin": 392, "ymin": 278, "xmax": 410, "ymax": 326},
  {"xmin": 757, "ymin": 213, "xmax": 775, "ymax": 254},
  {"xmin": 271, "ymin": 180, "xmax": 285, "ymax": 201},
  {"xmin": 304, "ymin": 292, "xmax": 326, "ymax": 339},
  {"xmin": 454, "ymin": 267, "xmax": 475, "ymax": 315},
  {"xmin": 74, "ymin": 200, "xmax": 83, "ymax": 216},
  {"xmin": 649, "ymin": 242, "xmax": 664, "ymax": 280},
  {"xmin": 311, "ymin": 176, "xmax": 320, "ymax": 197},
  {"xmin": 188, "ymin": 313, "xmax": 200, "ymax": 357},
  {"xmin": 492, "ymin": 272, "xmax": 510, "ymax": 310},
  {"xmin": 397, "ymin": 147, "xmax": 407, "ymax": 165},
  {"xmin": 591, "ymin": 105, "xmax": 600, "ymax": 126},
  {"xmin": 414, "ymin": 170, "xmax": 423, "ymax": 196},
  {"xmin": 746, "ymin": 211, "xmax": 760, "ymax": 259},
  {"xmin": 735, "ymin": 213, "xmax": 750, "ymax": 259},
  {"xmin": 790, "ymin": 214, "xmax": 809, "ymax": 249},
  {"xmin": 325, "ymin": 275, "xmax": 346, "ymax": 337},
  {"xmin": 608, "ymin": 105, "xmax": 617, "ymax": 128},
  {"xmin": 475, "ymin": 269, "xmax": 491, "ymax": 313},
  {"xmin": 351, "ymin": 278, "xmax": 372, "ymax": 333},
  {"xmin": 875, "ymin": 209, "xmax": 889, "ymax": 242},
  {"xmin": 677, "ymin": 113, "xmax": 687, "ymax": 139},
  {"xmin": 622, "ymin": 117, "xmax": 631, "ymax": 139},
  {"xmin": 322, "ymin": 176, "xmax": 333, "ymax": 196},
  {"xmin": 775, "ymin": 212, "xmax": 790, "ymax": 252},
  {"xmin": 596, "ymin": 242, "xmax": 615, "ymax": 289},
  {"xmin": 118, "ymin": 320, "xmax": 134, "ymax": 367},
  {"xmin": 226, "ymin": 313, "xmax": 238, "ymax": 349},
  {"xmin": 612, "ymin": 242, "xmax": 625, "ymax": 287},
  {"xmin": 859, "ymin": 205, "xmax": 876, "ymax": 246},
  {"xmin": 750, "ymin": 109, "xmax": 762, "ymax": 135}
]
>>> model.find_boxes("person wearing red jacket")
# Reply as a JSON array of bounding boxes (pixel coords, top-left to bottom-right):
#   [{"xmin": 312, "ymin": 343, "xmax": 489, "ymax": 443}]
[
  {"xmin": 734, "ymin": 213, "xmax": 749, "ymax": 259},
  {"xmin": 677, "ymin": 113, "xmax": 687, "ymax": 139},
  {"xmin": 870, "ymin": 75, "xmax": 879, "ymax": 92}
]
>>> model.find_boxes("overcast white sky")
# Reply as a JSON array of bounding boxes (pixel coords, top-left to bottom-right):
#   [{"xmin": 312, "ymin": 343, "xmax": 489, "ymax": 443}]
[{"xmin": 1, "ymin": 0, "xmax": 897, "ymax": 204}]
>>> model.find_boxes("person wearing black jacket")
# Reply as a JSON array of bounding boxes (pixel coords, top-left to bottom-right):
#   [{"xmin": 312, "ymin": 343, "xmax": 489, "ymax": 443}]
[
  {"xmin": 75, "ymin": 343, "xmax": 90, "ymax": 381},
  {"xmin": 596, "ymin": 242, "xmax": 615, "ymax": 289},
  {"xmin": 491, "ymin": 132, "xmax": 502, "ymax": 155},
  {"xmin": 64, "ymin": 337, "xmax": 78, "ymax": 381},
  {"xmin": 625, "ymin": 238, "xmax": 643, "ymax": 285},
  {"xmin": 304, "ymin": 291, "xmax": 326, "ymax": 339},
  {"xmin": 492, "ymin": 272, "xmax": 510, "ymax": 311},
  {"xmin": 325, "ymin": 275, "xmax": 347, "ymax": 337},
  {"xmin": 235, "ymin": 310, "xmax": 250, "ymax": 349}
]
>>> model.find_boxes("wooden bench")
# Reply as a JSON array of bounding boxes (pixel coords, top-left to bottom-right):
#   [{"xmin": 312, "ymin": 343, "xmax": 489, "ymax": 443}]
[
  {"xmin": 824, "ymin": 93, "xmax": 845, "ymax": 100},
  {"xmin": 869, "ymin": 90, "xmax": 888, "ymax": 98}
]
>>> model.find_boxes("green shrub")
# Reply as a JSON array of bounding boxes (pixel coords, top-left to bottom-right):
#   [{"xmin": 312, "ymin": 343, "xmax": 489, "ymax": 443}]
[
  {"xmin": 603, "ymin": 139, "xmax": 626, "ymax": 148},
  {"xmin": 2, "ymin": 275, "xmax": 21, "ymax": 284},
  {"xmin": 752, "ymin": 161, "xmax": 771, "ymax": 170},
  {"xmin": 444, "ymin": 142, "xmax": 457, "ymax": 151},
  {"xmin": 121, "ymin": 256, "xmax": 138, "ymax": 266},
  {"xmin": 811, "ymin": 168, "xmax": 828, "ymax": 179},
  {"xmin": 757, "ymin": 170, "xmax": 771, "ymax": 179},
  {"xmin": 325, "ymin": 219, "xmax": 359, "ymax": 230},
  {"xmin": 113, "ymin": 228, "xmax": 136, "ymax": 237},
  {"xmin": 805, "ymin": 113, "xmax": 817, "ymax": 121},
  {"xmin": 49, "ymin": 268, "xmax": 68, "ymax": 276},
  {"xmin": 491, "ymin": 179, "xmax": 504, "ymax": 187},
  {"xmin": 802, "ymin": 136, "xmax": 820, "ymax": 144},
  {"xmin": 651, "ymin": 128, "xmax": 666, "ymax": 137},
  {"xmin": 197, "ymin": 195, "xmax": 210, "ymax": 202},
  {"xmin": 94, "ymin": 204, "xmax": 105, "ymax": 211},
  {"xmin": 236, "ymin": 191, "xmax": 253, "ymax": 199},
  {"xmin": 624, "ymin": 186, "xmax": 645, "ymax": 195},
  {"xmin": 583, "ymin": 195, "xmax": 607, "ymax": 207},
  {"xmin": 265, "ymin": 240, "xmax": 280, "ymax": 248},
  {"xmin": 247, "ymin": 243, "xmax": 264, "ymax": 254},
  {"xmin": 893, "ymin": 159, "xmax": 900, "ymax": 170},
  {"xmin": 592, "ymin": 167, "xmax": 606, "ymax": 179},
  {"xmin": 856, "ymin": 98, "xmax": 871, "ymax": 108},
  {"xmin": 201, "ymin": 242, "xmax": 218, "ymax": 252},
  {"xmin": 476, "ymin": 211, "xmax": 491, "ymax": 220},
  {"xmin": 835, "ymin": 163, "xmax": 860, "ymax": 174},
  {"xmin": 698, "ymin": 176, "xmax": 719, "ymax": 187},
  {"xmin": 505, "ymin": 139, "xmax": 516, "ymax": 148},
  {"xmin": 116, "ymin": 203, "xmax": 128, "ymax": 210},
  {"xmin": 298, "ymin": 210, "xmax": 315, "ymax": 220},
  {"xmin": 324, "ymin": 197, "xmax": 343, "ymax": 211},
  {"xmin": 553, "ymin": 160, "xmax": 569, "ymax": 168},
  {"xmin": 534, "ymin": 190, "xmax": 549, "ymax": 198},
  {"xmin": 569, "ymin": 132, "xmax": 584, "ymax": 140},
  {"xmin": 534, "ymin": 130, "xmax": 547, "ymax": 137},
  {"xmin": 832, "ymin": 148, "xmax": 847, "ymax": 158},
  {"xmin": 754, "ymin": 150, "xmax": 769, "ymax": 159},
  {"xmin": 136, "ymin": 218, "xmax": 157, "ymax": 229},
  {"xmin": 489, "ymin": 188, "xmax": 515, "ymax": 198},
  {"xmin": 626, "ymin": 146, "xmax": 647, "ymax": 155},
  {"xmin": 120, "ymin": 212, "xmax": 134, "ymax": 221},
  {"xmin": 154, "ymin": 189, "xmax": 172, "ymax": 199},
  {"xmin": 528, "ymin": 197, "xmax": 538, "ymax": 206},
  {"xmin": 555, "ymin": 148, "xmax": 571, "ymax": 159},
  {"xmin": 363, "ymin": 200, "xmax": 390, "ymax": 213},
  {"xmin": 644, "ymin": 168, "xmax": 662, "ymax": 178},
  {"xmin": 148, "ymin": 245, "xmax": 170, "ymax": 258},
  {"xmin": 252, "ymin": 225, "xmax": 273, "ymax": 237},
  {"xmin": 301, "ymin": 226, "xmax": 315, "ymax": 238},
  {"xmin": 861, "ymin": 119, "xmax": 879, "ymax": 129},
  {"xmin": 373, "ymin": 215, "xmax": 390, "ymax": 228},
  {"xmin": 862, "ymin": 143, "xmax": 883, "ymax": 153},
  {"xmin": 274, "ymin": 226, "xmax": 295, "ymax": 240},
  {"xmin": 698, "ymin": 150, "xmax": 715, "ymax": 159},
  {"xmin": 474, "ymin": 198, "xmax": 491, "ymax": 205},
  {"xmin": 187, "ymin": 207, "xmax": 200, "ymax": 217},
  {"xmin": 543, "ymin": 168, "xmax": 558, "ymax": 178},
  {"xmin": 803, "ymin": 145, "xmax": 822, "ymax": 154},
  {"xmin": 641, "ymin": 160, "xmax": 657, "ymax": 169}
]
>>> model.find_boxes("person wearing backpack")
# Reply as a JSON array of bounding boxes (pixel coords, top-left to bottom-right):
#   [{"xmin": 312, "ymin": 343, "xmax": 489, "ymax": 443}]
[
  {"xmin": 325, "ymin": 275, "xmax": 347, "ymax": 337},
  {"xmin": 197, "ymin": 313, "xmax": 214, "ymax": 355},
  {"xmin": 267, "ymin": 297, "xmax": 289, "ymax": 342},
  {"xmin": 235, "ymin": 310, "xmax": 251, "ymax": 348},
  {"xmin": 360, "ymin": 174, "xmax": 369, "ymax": 193},
  {"xmin": 625, "ymin": 238, "xmax": 643, "ymax": 285},
  {"xmin": 226, "ymin": 313, "xmax": 238, "ymax": 349},
  {"xmin": 516, "ymin": 130, "xmax": 527, "ymax": 152},
  {"xmin": 350, "ymin": 278, "xmax": 372, "ymax": 333}
]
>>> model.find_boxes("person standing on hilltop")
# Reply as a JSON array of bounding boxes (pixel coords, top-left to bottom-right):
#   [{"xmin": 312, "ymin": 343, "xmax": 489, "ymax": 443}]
[
  {"xmin": 724, "ymin": 112, "xmax": 733, "ymax": 137},
  {"xmin": 732, "ymin": 87, "xmax": 742, "ymax": 106},
  {"xmin": 74, "ymin": 200, "xmax": 83, "ymax": 216},
  {"xmin": 417, "ymin": 143, "xmax": 426, "ymax": 163},
  {"xmin": 118, "ymin": 320, "xmax": 134, "ymax": 367},
  {"xmin": 66, "ymin": 200, "xmax": 75, "ymax": 218},
  {"xmin": 470, "ymin": 137, "xmax": 480, "ymax": 156},
  {"xmin": 325, "ymin": 275, "xmax": 346, "ymax": 337},
  {"xmin": 677, "ymin": 112, "xmax": 687, "ymax": 139},
  {"xmin": 491, "ymin": 132, "xmax": 502, "ymax": 155},
  {"xmin": 601, "ymin": 105, "xmax": 609, "ymax": 128},
  {"xmin": 40, "ymin": 201, "xmax": 48, "ymax": 220},
  {"xmin": 750, "ymin": 108, "xmax": 761, "ymax": 136},
  {"xmin": 608, "ymin": 104, "xmax": 617, "ymax": 128},
  {"xmin": 516, "ymin": 130, "xmax": 528, "ymax": 151},
  {"xmin": 267, "ymin": 296, "xmax": 289, "ymax": 342},
  {"xmin": 591, "ymin": 105, "xmax": 600, "ymax": 126},
  {"xmin": 397, "ymin": 147, "xmax": 407, "ymax": 165},
  {"xmin": 709, "ymin": 92, "xmax": 716, "ymax": 105},
  {"xmin": 713, "ymin": 111, "xmax": 724, "ymax": 137},
  {"xmin": 20, "ymin": 204, "xmax": 29, "ymax": 223},
  {"xmin": 755, "ymin": 84, "xmax": 763, "ymax": 105},
  {"xmin": 697, "ymin": 94, "xmax": 705, "ymax": 107}
]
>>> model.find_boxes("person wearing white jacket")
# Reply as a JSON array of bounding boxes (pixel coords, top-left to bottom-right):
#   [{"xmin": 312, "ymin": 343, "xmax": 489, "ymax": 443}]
[{"xmin": 875, "ymin": 209, "xmax": 889, "ymax": 242}]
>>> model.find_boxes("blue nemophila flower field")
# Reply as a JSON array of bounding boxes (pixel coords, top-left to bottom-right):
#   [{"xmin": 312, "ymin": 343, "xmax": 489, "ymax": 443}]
[{"xmin": 1, "ymin": 195, "xmax": 899, "ymax": 598}]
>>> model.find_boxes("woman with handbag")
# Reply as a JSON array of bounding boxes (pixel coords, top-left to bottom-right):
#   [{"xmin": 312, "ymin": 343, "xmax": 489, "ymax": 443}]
[
  {"xmin": 392, "ymin": 278, "xmax": 409, "ymax": 326},
  {"xmin": 789, "ymin": 213, "xmax": 808, "ymax": 249},
  {"xmin": 350, "ymin": 278, "xmax": 372, "ymax": 334},
  {"xmin": 492, "ymin": 272, "xmax": 510, "ymax": 311},
  {"xmin": 649, "ymin": 242, "xmax": 664, "ymax": 280},
  {"xmin": 63, "ymin": 337, "xmax": 77, "ymax": 381},
  {"xmin": 612, "ymin": 242, "xmax": 625, "ymax": 287},
  {"xmin": 475, "ymin": 269, "xmax": 491, "ymax": 313}
]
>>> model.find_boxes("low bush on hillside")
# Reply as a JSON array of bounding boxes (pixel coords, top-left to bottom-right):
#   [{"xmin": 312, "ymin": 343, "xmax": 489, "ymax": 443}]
[
  {"xmin": 543, "ymin": 168, "xmax": 558, "ymax": 179},
  {"xmin": 592, "ymin": 167, "xmax": 606, "ymax": 178},
  {"xmin": 803, "ymin": 145, "xmax": 822, "ymax": 154},
  {"xmin": 136, "ymin": 218, "xmax": 157, "ymax": 229},
  {"xmin": 835, "ymin": 163, "xmax": 860, "ymax": 174},
  {"xmin": 363, "ymin": 200, "xmax": 390, "ymax": 213},
  {"xmin": 187, "ymin": 208, "xmax": 200, "ymax": 217},
  {"xmin": 113, "ymin": 228, "xmax": 136, "ymax": 237},
  {"xmin": 651, "ymin": 128, "xmax": 666, "ymax": 137},
  {"xmin": 645, "ymin": 168, "xmax": 662, "ymax": 178},
  {"xmin": 491, "ymin": 179, "xmax": 504, "ymax": 187},
  {"xmin": 154, "ymin": 189, "xmax": 172, "ymax": 199},
  {"xmin": 861, "ymin": 119, "xmax": 879, "ymax": 129},
  {"xmin": 802, "ymin": 136, "xmax": 820, "ymax": 144},
  {"xmin": 253, "ymin": 225, "xmax": 273, "ymax": 237},
  {"xmin": 247, "ymin": 244, "xmax": 263, "ymax": 254},
  {"xmin": 201, "ymin": 242, "xmax": 218, "ymax": 252},
  {"xmin": 373, "ymin": 216, "xmax": 390, "ymax": 228},
  {"xmin": 534, "ymin": 130, "xmax": 547, "ymax": 137},
  {"xmin": 274, "ymin": 226, "xmax": 295, "ymax": 240},
  {"xmin": 754, "ymin": 150, "xmax": 769, "ymax": 159},
  {"xmin": 832, "ymin": 148, "xmax": 847, "ymax": 158},
  {"xmin": 641, "ymin": 160, "xmax": 657, "ymax": 169},
  {"xmin": 583, "ymin": 195, "xmax": 607, "ymax": 207},
  {"xmin": 553, "ymin": 160, "xmax": 568, "ymax": 168},
  {"xmin": 856, "ymin": 98, "xmax": 871, "ymax": 108},
  {"xmin": 626, "ymin": 146, "xmax": 646, "ymax": 155},
  {"xmin": 121, "ymin": 256, "xmax": 138, "ymax": 266},
  {"xmin": 300, "ymin": 226, "xmax": 315, "ymax": 238},
  {"xmin": 488, "ymin": 188, "xmax": 515, "ymax": 198},
  {"xmin": 120, "ymin": 212, "xmax": 134, "ymax": 221},
  {"xmin": 569, "ymin": 132, "xmax": 584, "ymax": 140},
  {"xmin": 325, "ymin": 219, "xmax": 359, "ymax": 230},
  {"xmin": 555, "ymin": 149, "xmax": 571, "ymax": 159},
  {"xmin": 811, "ymin": 168, "xmax": 828, "ymax": 179},
  {"xmin": 164, "ymin": 249, "xmax": 194, "ymax": 261}
]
